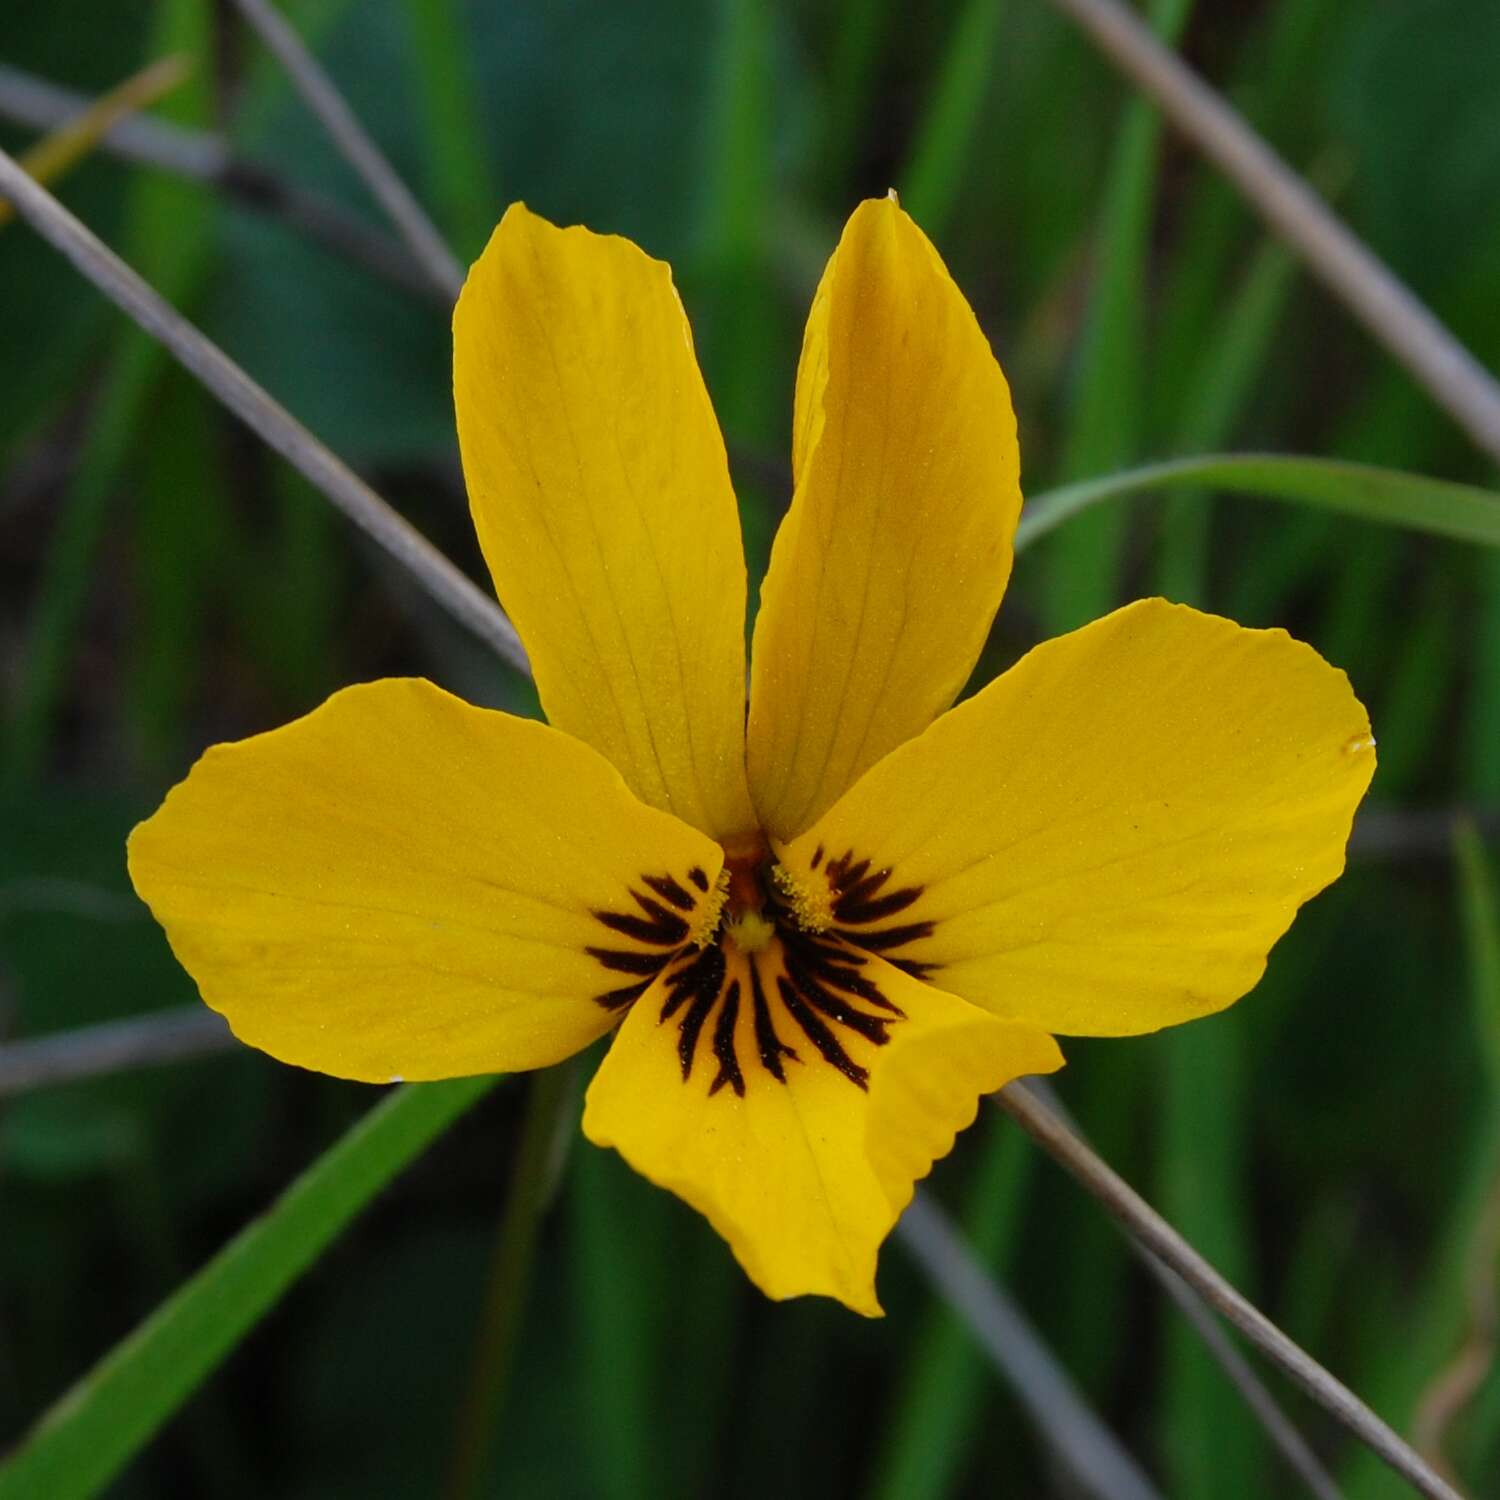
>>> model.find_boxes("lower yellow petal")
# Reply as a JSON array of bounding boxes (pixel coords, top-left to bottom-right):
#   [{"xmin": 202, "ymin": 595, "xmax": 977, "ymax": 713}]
[
  {"xmin": 776, "ymin": 599, "xmax": 1375, "ymax": 1037},
  {"xmin": 581, "ymin": 937, "xmax": 1060, "ymax": 1315},
  {"xmin": 129, "ymin": 679, "xmax": 724, "ymax": 1082}
]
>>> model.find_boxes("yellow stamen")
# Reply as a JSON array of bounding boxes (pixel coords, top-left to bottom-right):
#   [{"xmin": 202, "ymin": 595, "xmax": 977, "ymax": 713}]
[
  {"xmin": 772, "ymin": 861, "xmax": 832, "ymax": 934},
  {"xmin": 690, "ymin": 868, "xmax": 730, "ymax": 947}
]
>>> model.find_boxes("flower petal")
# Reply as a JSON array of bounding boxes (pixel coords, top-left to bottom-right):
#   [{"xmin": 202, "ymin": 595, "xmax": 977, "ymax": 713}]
[
  {"xmin": 746, "ymin": 196, "xmax": 1023, "ymax": 840},
  {"xmin": 581, "ymin": 939, "xmax": 1060, "ymax": 1315},
  {"xmin": 129, "ymin": 679, "xmax": 725, "ymax": 1082},
  {"xmin": 454, "ymin": 203, "xmax": 756, "ymax": 844},
  {"xmin": 776, "ymin": 599, "xmax": 1376, "ymax": 1036}
]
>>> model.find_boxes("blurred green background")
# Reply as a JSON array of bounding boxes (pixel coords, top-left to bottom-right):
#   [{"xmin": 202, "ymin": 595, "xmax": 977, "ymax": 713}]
[{"xmin": 3, "ymin": 0, "xmax": 1500, "ymax": 1495}]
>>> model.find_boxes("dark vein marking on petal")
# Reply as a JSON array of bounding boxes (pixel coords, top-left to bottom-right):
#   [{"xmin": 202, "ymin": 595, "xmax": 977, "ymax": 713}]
[
  {"xmin": 688, "ymin": 865, "xmax": 710, "ymax": 891},
  {"xmin": 776, "ymin": 975, "xmax": 869, "ymax": 1089},
  {"xmin": 814, "ymin": 851, "xmax": 932, "ymax": 973},
  {"xmin": 783, "ymin": 931, "xmax": 905, "ymax": 1016},
  {"xmin": 627, "ymin": 887, "xmax": 692, "ymax": 935},
  {"xmin": 660, "ymin": 943, "xmax": 724, "ymax": 1024},
  {"xmin": 833, "ymin": 919, "xmax": 935, "ymax": 952},
  {"xmin": 783, "ymin": 955, "xmax": 894, "ymax": 1046},
  {"xmin": 709, "ymin": 979, "xmax": 745, "ymax": 1097},
  {"xmin": 838, "ymin": 867, "xmax": 891, "ymax": 907},
  {"xmin": 828, "ymin": 855, "xmax": 871, "ymax": 894},
  {"xmin": 677, "ymin": 983, "xmax": 719, "ymax": 1081},
  {"xmin": 887, "ymin": 955, "xmax": 939, "ymax": 981},
  {"xmin": 588, "ymin": 868, "xmax": 711, "ymax": 1009},
  {"xmin": 593, "ymin": 901, "xmax": 689, "ymax": 946},
  {"xmin": 836, "ymin": 884, "xmax": 923, "ymax": 926},
  {"xmin": 642, "ymin": 873, "xmax": 695, "ymax": 911},
  {"xmin": 594, "ymin": 978, "xmax": 654, "ymax": 1010},
  {"xmin": 750, "ymin": 954, "xmax": 798, "ymax": 1083},
  {"xmin": 586, "ymin": 945, "xmax": 672, "ymax": 976}
]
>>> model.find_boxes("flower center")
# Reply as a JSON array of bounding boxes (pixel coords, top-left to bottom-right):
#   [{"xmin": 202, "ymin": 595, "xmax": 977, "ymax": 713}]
[
  {"xmin": 722, "ymin": 835, "xmax": 769, "ymax": 918},
  {"xmin": 584, "ymin": 843, "xmax": 938, "ymax": 1099},
  {"xmin": 725, "ymin": 908, "xmax": 776, "ymax": 954},
  {"xmin": 721, "ymin": 836, "xmax": 776, "ymax": 953}
]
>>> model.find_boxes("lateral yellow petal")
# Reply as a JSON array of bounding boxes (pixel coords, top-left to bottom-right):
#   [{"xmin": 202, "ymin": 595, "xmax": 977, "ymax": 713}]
[
  {"xmin": 777, "ymin": 600, "xmax": 1376, "ymax": 1036},
  {"xmin": 746, "ymin": 196, "xmax": 1022, "ymax": 840},
  {"xmin": 454, "ymin": 203, "xmax": 756, "ymax": 844},
  {"xmin": 581, "ymin": 940, "xmax": 1060, "ymax": 1315},
  {"xmin": 128, "ymin": 679, "xmax": 724, "ymax": 1082}
]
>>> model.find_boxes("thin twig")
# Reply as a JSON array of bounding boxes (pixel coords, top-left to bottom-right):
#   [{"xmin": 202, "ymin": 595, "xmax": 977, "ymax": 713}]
[
  {"xmin": 218, "ymin": 158, "xmax": 438, "ymax": 297},
  {"xmin": 0, "ymin": 1009, "xmax": 233, "ymax": 1098},
  {"xmin": 1043, "ymin": 0, "xmax": 1500, "ymax": 469},
  {"xmin": 0, "ymin": 63, "xmax": 223, "ymax": 176},
  {"xmin": 0, "ymin": 55, "xmax": 192, "ymax": 228},
  {"xmin": 996, "ymin": 1080, "xmax": 1466, "ymax": 1500},
  {"xmin": 1152, "ymin": 1263, "xmax": 1345, "ymax": 1500},
  {"xmin": 1352, "ymin": 808, "xmax": 1500, "ymax": 862},
  {"xmin": 1026, "ymin": 1080, "xmax": 1344, "ymax": 1500},
  {"xmin": 0, "ymin": 63, "xmax": 435, "ymax": 298},
  {"xmin": 0, "ymin": 876, "xmax": 146, "ymax": 922},
  {"xmin": 228, "ymin": 0, "xmax": 464, "ymax": 299},
  {"xmin": 0, "ymin": 145, "xmax": 528, "ymax": 673},
  {"xmin": 897, "ymin": 1193, "xmax": 1165, "ymax": 1500}
]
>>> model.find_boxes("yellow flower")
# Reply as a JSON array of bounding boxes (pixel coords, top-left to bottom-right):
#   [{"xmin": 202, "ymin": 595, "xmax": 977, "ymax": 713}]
[{"xmin": 128, "ymin": 197, "xmax": 1376, "ymax": 1316}]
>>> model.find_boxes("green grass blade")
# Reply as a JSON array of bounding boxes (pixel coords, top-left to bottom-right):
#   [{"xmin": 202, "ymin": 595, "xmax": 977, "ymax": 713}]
[
  {"xmin": 569, "ymin": 1142, "xmax": 662, "ymax": 1500},
  {"xmin": 117, "ymin": 0, "xmax": 220, "ymax": 774},
  {"xmin": 1040, "ymin": 0, "xmax": 1194, "ymax": 636},
  {"xmin": 1017, "ymin": 454, "xmax": 1500, "ymax": 554},
  {"xmin": 1175, "ymin": 250, "xmax": 1299, "ymax": 459},
  {"xmin": 818, "ymin": 0, "xmax": 894, "ymax": 196},
  {"xmin": 1224, "ymin": 511, "xmax": 1338, "ymax": 628},
  {"xmin": 127, "ymin": 369, "xmax": 229, "ymax": 770},
  {"xmin": 445, "ymin": 1065, "xmax": 578, "ymax": 1500},
  {"xmin": 0, "ymin": 1077, "xmax": 498, "ymax": 1500},
  {"xmin": 241, "ymin": 467, "xmax": 340, "ymax": 704},
  {"xmin": 1456, "ymin": 822, "xmax": 1500, "ymax": 1092},
  {"xmin": 697, "ymin": 0, "xmax": 781, "ymax": 592},
  {"xmin": 1150, "ymin": 206, "xmax": 1298, "ymax": 1500},
  {"xmin": 5, "ymin": 348, "xmax": 153, "ymax": 785},
  {"xmin": 1157, "ymin": 1014, "xmax": 1258, "ymax": 1499},
  {"xmin": 1356, "ymin": 573, "xmax": 1454, "ymax": 796},
  {"xmin": 1471, "ymin": 552, "xmax": 1500, "ymax": 800},
  {"xmin": 898, "ymin": 0, "xmax": 1002, "ymax": 240},
  {"xmin": 399, "ymin": 0, "xmax": 496, "ymax": 259},
  {"xmin": 1146, "ymin": 0, "xmax": 1342, "ymax": 443},
  {"xmin": 872, "ymin": 1121, "xmax": 1033, "ymax": 1500},
  {"xmin": 1343, "ymin": 823, "xmax": 1500, "ymax": 1497},
  {"xmin": 1156, "ymin": 240, "xmax": 1299, "ymax": 603},
  {"xmin": 693, "ymin": 0, "xmax": 768, "ymax": 366},
  {"xmin": 1040, "ymin": 0, "xmax": 1192, "ymax": 1403},
  {"xmin": 5, "ymin": 0, "xmax": 216, "ymax": 788},
  {"xmin": 699, "ymin": 0, "xmax": 772, "ymax": 294}
]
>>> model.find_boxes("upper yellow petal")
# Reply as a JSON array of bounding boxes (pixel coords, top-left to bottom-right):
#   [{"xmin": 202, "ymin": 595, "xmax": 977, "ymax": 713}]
[
  {"xmin": 746, "ymin": 196, "xmax": 1023, "ymax": 840},
  {"xmin": 776, "ymin": 599, "xmax": 1376, "ymax": 1036},
  {"xmin": 128, "ymin": 679, "xmax": 724, "ymax": 1081},
  {"xmin": 581, "ymin": 935, "xmax": 1060, "ymax": 1315},
  {"xmin": 454, "ymin": 203, "xmax": 756, "ymax": 844}
]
